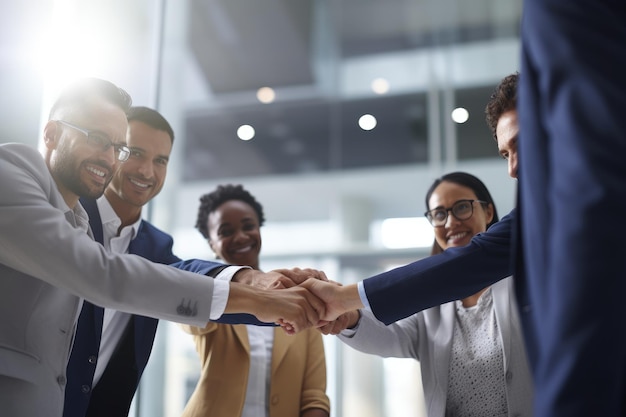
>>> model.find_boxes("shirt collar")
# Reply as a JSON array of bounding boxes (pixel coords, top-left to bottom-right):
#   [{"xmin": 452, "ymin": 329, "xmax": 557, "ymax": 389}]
[
  {"xmin": 72, "ymin": 200, "xmax": 91, "ymax": 234},
  {"xmin": 96, "ymin": 196, "xmax": 142, "ymax": 240}
]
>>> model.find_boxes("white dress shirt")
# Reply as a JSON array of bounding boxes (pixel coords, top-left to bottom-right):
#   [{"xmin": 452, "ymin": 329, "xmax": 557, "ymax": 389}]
[{"xmin": 241, "ymin": 325, "xmax": 274, "ymax": 417}]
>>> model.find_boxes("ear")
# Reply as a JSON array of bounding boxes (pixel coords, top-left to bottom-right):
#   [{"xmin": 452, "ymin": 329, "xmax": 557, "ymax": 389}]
[
  {"xmin": 42, "ymin": 120, "xmax": 59, "ymax": 150},
  {"xmin": 484, "ymin": 203, "xmax": 495, "ymax": 225},
  {"xmin": 208, "ymin": 239, "xmax": 220, "ymax": 259}
]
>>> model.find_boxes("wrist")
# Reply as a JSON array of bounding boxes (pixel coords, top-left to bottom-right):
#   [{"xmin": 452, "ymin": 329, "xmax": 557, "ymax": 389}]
[
  {"xmin": 231, "ymin": 267, "xmax": 254, "ymax": 284},
  {"xmin": 347, "ymin": 309, "xmax": 361, "ymax": 329}
]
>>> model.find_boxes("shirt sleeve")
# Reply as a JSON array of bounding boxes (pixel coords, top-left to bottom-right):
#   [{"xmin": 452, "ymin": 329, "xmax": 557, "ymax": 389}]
[
  {"xmin": 357, "ymin": 281, "xmax": 372, "ymax": 311},
  {"xmin": 209, "ymin": 266, "xmax": 250, "ymax": 320}
]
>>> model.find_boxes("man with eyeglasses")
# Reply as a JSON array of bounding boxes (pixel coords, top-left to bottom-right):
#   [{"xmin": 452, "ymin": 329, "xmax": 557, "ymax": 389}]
[
  {"xmin": 0, "ymin": 78, "xmax": 326, "ymax": 417},
  {"xmin": 55, "ymin": 120, "xmax": 132, "ymax": 163}
]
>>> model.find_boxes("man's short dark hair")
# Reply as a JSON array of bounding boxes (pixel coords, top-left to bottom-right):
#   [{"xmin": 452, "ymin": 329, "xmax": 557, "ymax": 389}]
[
  {"xmin": 48, "ymin": 78, "xmax": 132, "ymax": 119},
  {"xmin": 127, "ymin": 106, "xmax": 175, "ymax": 143},
  {"xmin": 485, "ymin": 72, "xmax": 519, "ymax": 140}
]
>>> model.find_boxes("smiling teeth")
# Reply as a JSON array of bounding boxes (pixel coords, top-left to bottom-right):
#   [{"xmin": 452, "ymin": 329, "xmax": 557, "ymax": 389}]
[
  {"xmin": 449, "ymin": 232, "xmax": 467, "ymax": 240},
  {"xmin": 130, "ymin": 179, "xmax": 149, "ymax": 188},
  {"xmin": 86, "ymin": 166, "xmax": 106, "ymax": 177},
  {"xmin": 234, "ymin": 246, "xmax": 252, "ymax": 253}
]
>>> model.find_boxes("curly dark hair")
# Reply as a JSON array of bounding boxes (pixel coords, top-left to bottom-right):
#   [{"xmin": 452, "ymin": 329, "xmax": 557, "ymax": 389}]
[
  {"xmin": 485, "ymin": 72, "xmax": 519, "ymax": 141},
  {"xmin": 195, "ymin": 184, "xmax": 265, "ymax": 240}
]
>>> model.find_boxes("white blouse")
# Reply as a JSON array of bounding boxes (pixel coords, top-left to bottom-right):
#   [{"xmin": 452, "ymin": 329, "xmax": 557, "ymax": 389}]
[{"xmin": 445, "ymin": 288, "xmax": 508, "ymax": 417}]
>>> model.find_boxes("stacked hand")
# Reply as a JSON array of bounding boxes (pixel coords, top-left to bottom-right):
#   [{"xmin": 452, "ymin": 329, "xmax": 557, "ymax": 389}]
[
  {"xmin": 231, "ymin": 268, "xmax": 363, "ymax": 334},
  {"xmin": 234, "ymin": 267, "xmax": 329, "ymax": 289},
  {"xmin": 317, "ymin": 310, "xmax": 361, "ymax": 335},
  {"xmin": 230, "ymin": 268, "xmax": 330, "ymax": 334}
]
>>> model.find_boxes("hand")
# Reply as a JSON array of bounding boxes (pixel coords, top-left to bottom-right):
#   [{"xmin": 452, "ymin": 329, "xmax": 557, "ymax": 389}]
[
  {"xmin": 226, "ymin": 282, "xmax": 326, "ymax": 334},
  {"xmin": 233, "ymin": 268, "xmax": 298, "ymax": 289},
  {"xmin": 318, "ymin": 310, "xmax": 361, "ymax": 335},
  {"xmin": 272, "ymin": 267, "xmax": 329, "ymax": 285},
  {"xmin": 298, "ymin": 279, "xmax": 364, "ymax": 322}
]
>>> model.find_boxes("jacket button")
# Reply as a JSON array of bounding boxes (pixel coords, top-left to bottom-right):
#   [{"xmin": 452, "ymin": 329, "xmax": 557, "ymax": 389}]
[
  {"xmin": 88, "ymin": 355, "xmax": 97, "ymax": 364},
  {"xmin": 271, "ymin": 394, "xmax": 279, "ymax": 405},
  {"xmin": 81, "ymin": 384, "xmax": 91, "ymax": 393},
  {"xmin": 57, "ymin": 376, "xmax": 66, "ymax": 386},
  {"xmin": 506, "ymin": 371, "xmax": 513, "ymax": 382}
]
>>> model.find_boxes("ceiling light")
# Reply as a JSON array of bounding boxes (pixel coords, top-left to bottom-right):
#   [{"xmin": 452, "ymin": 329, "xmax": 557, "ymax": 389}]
[
  {"xmin": 257, "ymin": 86, "xmax": 276, "ymax": 104},
  {"xmin": 358, "ymin": 114, "xmax": 377, "ymax": 131},
  {"xmin": 237, "ymin": 124, "xmax": 255, "ymax": 141},
  {"xmin": 451, "ymin": 107, "xmax": 469, "ymax": 124}
]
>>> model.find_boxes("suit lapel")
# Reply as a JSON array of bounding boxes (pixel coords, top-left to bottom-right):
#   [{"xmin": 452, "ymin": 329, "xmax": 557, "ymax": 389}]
[
  {"xmin": 433, "ymin": 303, "xmax": 455, "ymax": 393},
  {"xmin": 128, "ymin": 221, "xmax": 148, "ymax": 258},
  {"xmin": 233, "ymin": 325, "xmax": 251, "ymax": 355},
  {"xmin": 271, "ymin": 328, "xmax": 295, "ymax": 375},
  {"xmin": 493, "ymin": 279, "xmax": 513, "ymax": 370}
]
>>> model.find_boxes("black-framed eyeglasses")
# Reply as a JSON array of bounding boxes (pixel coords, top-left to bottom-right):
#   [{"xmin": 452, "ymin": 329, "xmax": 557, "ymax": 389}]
[
  {"xmin": 424, "ymin": 199, "xmax": 487, "ymax": 227},
  {"xmin": 55, "ymin": 120, "xmax": 130, "ymax": 162}
]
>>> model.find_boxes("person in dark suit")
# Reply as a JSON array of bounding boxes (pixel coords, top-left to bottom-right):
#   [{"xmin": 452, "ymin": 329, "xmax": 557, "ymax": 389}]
[{"xmin": 517, "ymin": 0, "xmax": 626, "ymax": 415}]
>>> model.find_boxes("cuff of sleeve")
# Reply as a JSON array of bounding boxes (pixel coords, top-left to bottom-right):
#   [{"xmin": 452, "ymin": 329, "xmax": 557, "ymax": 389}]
[
  {"xmin": 209, "ymin": 280, "xmax": 229, "ymax": 320},
  {"xmin": 209, "ymin": 266, "xmax": 251, "ymax": 320},
  {"xmin": 215, "ymin": 265, "xmax": 251, "ymax": 282},
  {"xmin": 357, "ymin": 281, "xmax": 372, "ymax": 312}
]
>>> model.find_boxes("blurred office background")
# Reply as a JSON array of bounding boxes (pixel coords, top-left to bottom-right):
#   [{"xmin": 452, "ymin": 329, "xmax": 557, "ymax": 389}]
[{"xmin": 0, "ymin": 0, "xmax": 521, "ymax": 416}]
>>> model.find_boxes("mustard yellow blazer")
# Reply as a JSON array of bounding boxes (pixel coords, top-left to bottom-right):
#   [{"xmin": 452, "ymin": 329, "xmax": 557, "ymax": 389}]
[{"xmin": 180, "ymin": 323, "xmax": 330, "ymax": 417}]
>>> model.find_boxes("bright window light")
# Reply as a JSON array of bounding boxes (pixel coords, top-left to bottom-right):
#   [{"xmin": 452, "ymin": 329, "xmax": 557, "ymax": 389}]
[
  {"xmin": 371, "ymin": 77, "xmax": 390, "ymax": 95},
  {"xmin": 381, "ymin": 217, "xmax": 434, "ymax": 249}
]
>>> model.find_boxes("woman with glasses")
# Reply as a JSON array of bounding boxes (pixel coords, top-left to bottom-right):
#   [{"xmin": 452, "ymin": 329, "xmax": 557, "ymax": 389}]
[{"xmin": 333, "ymin": 172, "xmax": 533, "ymax": 417}]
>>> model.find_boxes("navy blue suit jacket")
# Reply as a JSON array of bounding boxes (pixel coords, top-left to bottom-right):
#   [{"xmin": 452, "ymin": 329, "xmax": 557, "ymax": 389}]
[
  {"xmin": 363, "ymin": 209, "xmax": 516, "ymax": 323},
  {"xmin": 64, "ymin": 199, "xmax": 260, "ymax": 417},
  {"xmin": 517, "ymin": 0, "xmax": 626, "ymax": 415}
]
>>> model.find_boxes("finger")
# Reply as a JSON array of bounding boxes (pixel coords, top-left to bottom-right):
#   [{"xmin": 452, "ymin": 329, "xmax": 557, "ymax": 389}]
[
  {"xmin": 277, "ymin": 277, "xmax": 295, "ymax": 289},
  {"xmin": 270, "ymin": 279, "xmax": 288, "ymax": 290},
  {"xmin": 301, "ymin": 268, "xmax": 328, "ymax": 282},
  {"xmin": 279, "ymin": 320, "xmax": 295, "ymax": 335},
  {"xmin": 301, "ymin": 287, "xmax": 326, "ymax": 324},
  {"xmin": 332, "ymin": 317, "xmax": 351, "ymax": 334},
  {"xmin": 317, "ymin": 321, "xmax": 334, "ymax": 335}
]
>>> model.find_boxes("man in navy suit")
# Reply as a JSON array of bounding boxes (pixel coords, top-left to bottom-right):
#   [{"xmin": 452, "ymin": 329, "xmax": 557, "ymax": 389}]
[
  {"xmin": 517, "ymin": 0, "xmax": 626, "ymax": 415},
  {"xmin": 64, "ymin": 107, "xmax": 256, "ymax": 417}
]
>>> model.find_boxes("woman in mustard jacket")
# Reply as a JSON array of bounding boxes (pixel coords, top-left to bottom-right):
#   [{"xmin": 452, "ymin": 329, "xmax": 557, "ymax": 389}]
[{"xmin": 181, "ymin": 184, "xmax": 330, "ymax": 417}]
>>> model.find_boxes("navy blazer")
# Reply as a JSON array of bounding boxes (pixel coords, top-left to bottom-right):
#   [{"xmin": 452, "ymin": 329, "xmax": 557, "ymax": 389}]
[
  {"xmin": 517, "ymin": 0, "xmax": 626, "ymax": 415},
  {"xmin": 64, "ymin": 199, "xmax": 260, "ymax": 417},
  {"xmin": 363, "ymin": 209, "xmax": 516, "ymax": 324}
]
